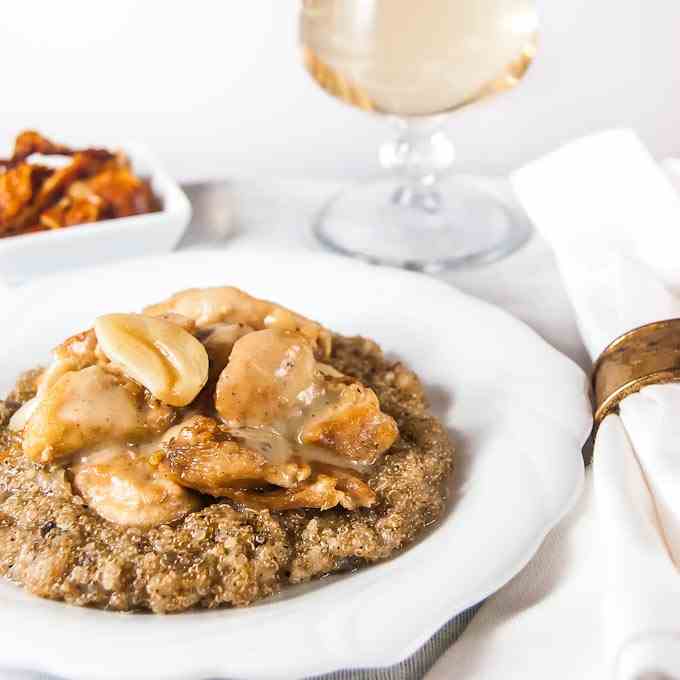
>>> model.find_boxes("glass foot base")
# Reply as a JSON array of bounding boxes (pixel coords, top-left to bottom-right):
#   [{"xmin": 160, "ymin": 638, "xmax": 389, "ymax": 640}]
[{"xmin": 314, "ymin": 176, "xmax": 531, "ymax": 272}]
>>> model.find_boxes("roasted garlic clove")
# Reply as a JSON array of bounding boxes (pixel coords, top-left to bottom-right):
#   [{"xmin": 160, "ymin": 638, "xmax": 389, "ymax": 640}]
[{"xmin": 94, "ymin": 313, "xmax": 209, "ymax": 407}]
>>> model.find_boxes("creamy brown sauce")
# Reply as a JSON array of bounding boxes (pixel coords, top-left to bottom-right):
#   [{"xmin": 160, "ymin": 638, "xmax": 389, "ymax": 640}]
[
  {"xmin": 29, "ymin": 327, "xmax": 382, "ymax": 520},
  {"xmin": 211, "ymin": 328, "xmax": 377, "ymax": 473},
  {"xmin": 232, "ymin": 425, "xmax": 370, "ymax": 474},
  {"xmin": 57, "ymin": 367, "xmax": 139, "ymax": 434},
  {"xmin": 15, "ymin": 290, "xmax": 397, "ymax": 526},
  {"xmin": 71, "ymin": 418, "xmax": 186, "ymax": 468}
]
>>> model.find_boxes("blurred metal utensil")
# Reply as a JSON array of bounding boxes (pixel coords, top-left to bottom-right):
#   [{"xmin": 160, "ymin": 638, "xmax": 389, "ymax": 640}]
[{"xmin": 178, "ymin": 181, "xmax": 236, "ymax": 248}]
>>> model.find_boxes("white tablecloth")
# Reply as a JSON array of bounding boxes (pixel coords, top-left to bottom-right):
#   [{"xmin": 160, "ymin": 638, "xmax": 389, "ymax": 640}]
[{"xmin": 1, "ymin": 178, "xmax": 592, "ymax": 680}]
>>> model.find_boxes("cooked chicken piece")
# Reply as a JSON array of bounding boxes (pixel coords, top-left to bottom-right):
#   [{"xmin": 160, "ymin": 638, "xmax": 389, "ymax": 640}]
[
  {"xmin": 8, "ymin": 331, "xmax": 101, "ymax": 433},
  {"xmin": 7, "ymin": 397, "xmax": 39, "ymax": 432},
  {"xmin": 10, "ymin": 327, "xmax": 113, "ymax": 433},
  {"xmin": 198, "ymin": 323, "xmax": 253, "ymax": 379},
  {"xmin": 215, "ymin": 327, "xmax": 398, "ymax": 465},
  {"xmin": 164, "ymin": 415, "xmax": 311, "ymax": 495},
  {"xmin": 302, "ymin": 382, "xmax": 398, "ymax": 464},
  {"xmin": 13, "ymin": 313, "xmax": 202, "ymax": 444},
  {"xmin": 72, "ymin": 446, "xmax": 201, "ymax": 527},
  {"xmin": 23, "ymin": 366, "xmax": 141, "ymax": 463},
  {"xmin": 144, "ymin": 286, "xmax": 331, "ymax": 358},
  {"xmin": 223, "ymin": 468, "xmax": 376, "ymax": 512},
  {"xmin": 215, "ymin": 328, "xmax": 318, "ymax": 428},
  {"xmin": 142, "ymin": 394, "xmax": 177, "ymax": 434},
  {"xmin": 22, "ymin": 365, "xmax": 175, "ymax": 464}
]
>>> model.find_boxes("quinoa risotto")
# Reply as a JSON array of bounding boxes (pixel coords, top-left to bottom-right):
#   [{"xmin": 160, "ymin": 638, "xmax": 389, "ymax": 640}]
[{"xmin": 0, "ymin": 288, "xmax": 453, "ymax": 613}]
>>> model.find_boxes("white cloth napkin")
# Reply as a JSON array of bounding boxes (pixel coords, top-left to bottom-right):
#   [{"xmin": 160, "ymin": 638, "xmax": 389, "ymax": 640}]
[
  {"xmin": 511, "ymin": 129, "xmax": 680, "ymax": 679},
  {"xmin": 428, "ymin": 130, "xmax": 680, "ymax": 680}
]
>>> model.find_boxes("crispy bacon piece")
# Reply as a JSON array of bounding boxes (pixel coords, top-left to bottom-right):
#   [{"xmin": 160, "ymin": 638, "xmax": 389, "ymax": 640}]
[
  {"xmin": 0, "ymin": 163, "xmax": 52, "ymax": 234},
  {"xmin": 84, "ymin": 166, "xmax": 159, "ymax": 217},
  {"xmin": 0, "ymin": 130, "xmax": 160, "ymax": 238},
  {"xmin": 40, "ymin": 195, "xmax": 103, "ymax": 229},
  {"xmin": 11, "ymin": 130, "xmax": 75, "ymax": 163},
  {"xmin": 0, "ymin": 131, "xmax": 112, "ymax": 169},
  {"xmin": 3, "ymin": 152, "xmax": 108, "ymax": 232}
]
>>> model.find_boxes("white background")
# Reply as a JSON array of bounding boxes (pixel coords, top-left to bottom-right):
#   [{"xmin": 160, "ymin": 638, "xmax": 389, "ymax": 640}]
[{"xmin": 1, "ymin": 0, "xmax": 679, "ymax": 182}]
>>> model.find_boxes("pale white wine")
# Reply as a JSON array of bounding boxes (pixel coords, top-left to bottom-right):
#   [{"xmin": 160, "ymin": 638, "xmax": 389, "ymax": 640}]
[{"xmin": 301, "ymin": 0, "xmax": 538, "ymax": 116}]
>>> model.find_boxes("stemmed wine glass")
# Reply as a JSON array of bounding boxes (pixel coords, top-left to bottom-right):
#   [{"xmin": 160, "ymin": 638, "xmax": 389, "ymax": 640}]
[{"xmin": 300, "ymin": 0, "xmax": 538, "ymax": 271}]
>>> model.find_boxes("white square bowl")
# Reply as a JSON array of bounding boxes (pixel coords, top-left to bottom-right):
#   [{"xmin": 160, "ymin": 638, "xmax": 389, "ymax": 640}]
[{"xmin": 0, "ymin": 142, "xmax": 191, "ymax": 284}]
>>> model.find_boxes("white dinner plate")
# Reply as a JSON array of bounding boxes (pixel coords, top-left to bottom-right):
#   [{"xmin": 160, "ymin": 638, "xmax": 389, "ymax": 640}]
[{"xmin": 0, "ymin": 249, "xmax": 591, "ymax": 680}]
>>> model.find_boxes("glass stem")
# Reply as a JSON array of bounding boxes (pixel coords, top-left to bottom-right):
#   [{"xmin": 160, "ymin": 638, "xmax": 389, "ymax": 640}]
[{"xmin": 379, "ymin": 117, "xmax": 456, "ymax": 215}]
